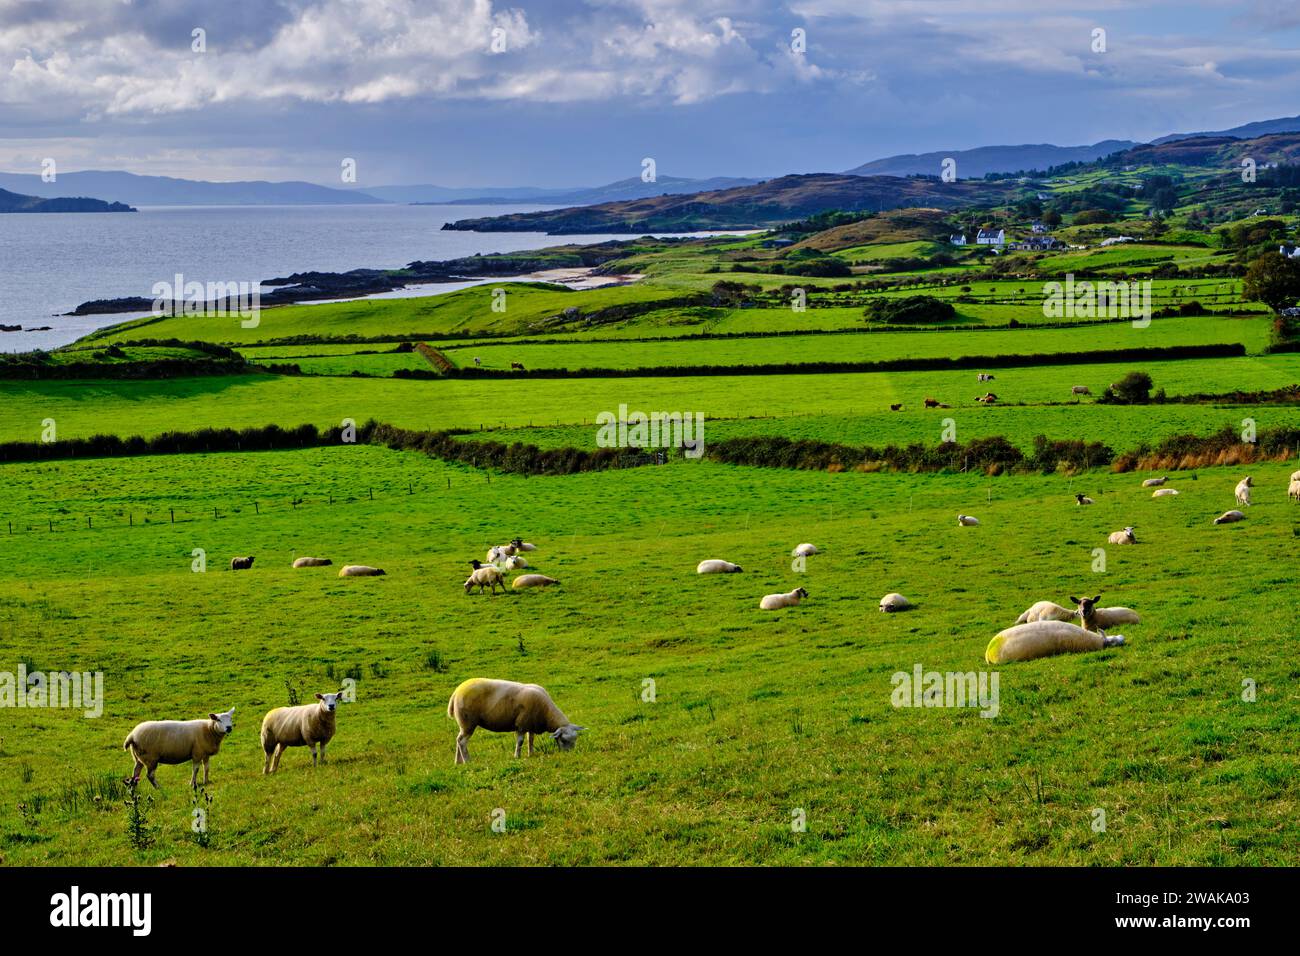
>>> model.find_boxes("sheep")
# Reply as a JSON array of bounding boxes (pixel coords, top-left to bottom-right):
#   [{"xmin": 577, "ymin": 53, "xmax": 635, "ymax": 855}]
[
  {"xmin": 923, "ymin": 397, "xmax": 941, "ymax": 408},
  {"xmin": 1013, "ymin": 600, "xmax": 1076, "ymax": 625},
  {"xmin": 1213, "ymin": 509, "xmax": 1246, "ymax": 525},
  {"xmin": 339, "ymin": 565, "xmax": 385, "ymax": 577},
  {"xmin": 1071, "ymin": 385, "xmax": 1091, "ymax": 396},
  {"xmin": 1152, "ymin": 488, "xmax": 1179, "ymax": 498},
  {"xmin": 230, "ymin": 556, "xmax": 254, "ymax": 571},
  {"xmin": 1107, "ymin": 526, "xmax": 1137, "ymax": 545},
  {"xmin": 292, "ymin": 557, "xmax": 332, "ymax": 568},
  {"xmin": 447, "ymin": 678, "xmax": 584, "ymax": 764},
  {"xmin": 1289, "ymin": 478, "xmax": 1300, "ymax": 502},
  {"xmin": 977, "ymin": 373, "xmax": 996, "ymax": 382},
  {"xmin": 465, "ymin": 565, "xmax": 505, "ymax": 595},
  {"xmin": 791, "ymin": 543, "xmax": 818, "ymax": 557},
  {"xmin": 889, "ymin": 403, "xmax": 903, "ymax": 412},
  {"xmin": 1071, "ymin": 595, "xmax": 1141, "ymax": 633},
  {"xmin": 260, "ymin": 692, "xmax": 343, "ymax": 773},
  {"xmin": 879, "ymin": 593, "xmax": 912, "ymax": 612},
  {"xmin": 1141, "ymin": 476, "xmax": 1168, "ymax": 487},
  {"xmin": 697, "ymin": 559, "xmax": 743, "ymax": 574},
  {"xmin": 1075, "ymin": 493, "xmax": 1094, "ymax": 505},
  {"xmin": 510, "ymin": 537, "xmax": 538, "ymax": 552},
  {"xmin": 123, "ymin": 708, "xmax": 235, "ymax": 789},
  {"xmin": 503, "ymin": 554, "xmax": 529, "ymax": 570},
  {"xmin": 511, "ymin": 574, "xmax": 560, "ymax": 589},
  {"xmin": 1292, "ymin": 469, "xmax": 1300, "ymax": 483},
  {"xmin": 957, "ymin": 514, "xmax": 980, "ymax": 526},
  {"xmin": 985, "ymin": 621, "xmax": 1125, "ymax": 664},
  {"xmin": 1235, "ymin": 476, "xmax": 1253, "ymax": 507},
  {"xmin": 760, "ymin": 587, "xmax": 808, "ymax": 610},
  {"xmin": 487, "ymin": 544, "xmax": 515, "ymax": 563}
]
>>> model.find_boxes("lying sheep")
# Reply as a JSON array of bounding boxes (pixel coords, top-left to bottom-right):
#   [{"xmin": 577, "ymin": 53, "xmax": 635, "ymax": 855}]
[
  {"xmin": 1013, "ymin": 600, "xmax": 1076, "ymax": 625},
  {"xmin": 123, "ymin": 707, "xmax": 235, "ymax": 789},
  {"xmin": 230, "ymin": 556, "xmax": 254, "ymax": 571},
  {"xmin": 503, "ymin": 554, "xmax": 529, "ymax": 570},
  {"xmin": 1152, "ymin": 488, "xmax": 1179, "ymax": 498},
  {"xmin": 1075, "ymin": 493, "xmax": 1093, "ymax": 505},
  {"xmin": 486, "ymin": 545, "xmax": 514, "ymax": 563},
  {"xmin": 1235, "ymin": 476, "xmax": 1253, "ymax": 507},
  {"xmin": 1289, "ymin": 478, "xmax": 1300, "ymax": 502},
  {"xmin": 447, "ymin": 678, "xmax": 584, "ymax": 764},
  {"xmin": 985, "ymin": 621, "xmax": 1125, "ymax": 664},
  {"xmin": 1071, "ymin": 595, "xmax": 1141, "ymax": 633},
  {"xmin": 957, "ymin": 514, "xmax": 980, "ymax": 526},
  {"xmin": 465, "ymin": 565, "xmax": 505, "ymax": 595},
  {"xmin": 292, "ymin": 556, "xmax": 332, "ymax": 568},
  {"xmin": 879, "ymin": 593, "xmax": 912, "ymax": 612},
  {"xmin": 510, "ymin": 537, "xmax": 538, "ymax": 552},
  {"xmin": 339, "ymin": 565, "xmax": 385, "ymax": 577},
  {"xmin": 697, "ymin": 559, "xmax": 743, "ymax": 574},
  {"xmin": 1107, "ymin": 526, "xmax": 1137, "ymax": 545},
  {"xmin": 760, "ymin": 587, "xmax": 808, "ymax": 610},
  {"xmin": 261, "ymin": 692, "xmax": 343, "ymax": 773},
  {"xmin": 511, "ymin": 574, "xmax": 559, "ymax": 589},
  {"xmin": 1142, "ymin": 476, "xmax": 1168, "ymax": 487},
  {"xmin": 791, "ymin": 543, "xmax": 818, "ymax": 557},
  {"xmin": 1213, "ymin": 509, "xmax": 1246, "ymax": 525}
]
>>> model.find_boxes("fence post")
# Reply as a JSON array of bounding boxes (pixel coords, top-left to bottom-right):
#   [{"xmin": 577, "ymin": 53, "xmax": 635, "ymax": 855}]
[
  {"xmin": 254, "ymin": 502, "xmax": 259, "ymax": 515},
  {"xmin": 170, "ymin": 508, "xmax": 174, "ymax": 524},
  {"xmin": 369, "ymin": 488, "xmax": 374, "ymax": 500},
  {"xmin": 87, "ymin": 516, "xmax": 92, "ymax": 529},
  {"xmin": 214, "ymin": 508, "xmax": 218, "ymax": 520}
]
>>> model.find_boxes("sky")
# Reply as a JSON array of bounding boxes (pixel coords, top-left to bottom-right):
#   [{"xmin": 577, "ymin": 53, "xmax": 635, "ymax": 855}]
[{"xmin": 1, "ymin": 0, "xmax": 1299, "ymax": 188}]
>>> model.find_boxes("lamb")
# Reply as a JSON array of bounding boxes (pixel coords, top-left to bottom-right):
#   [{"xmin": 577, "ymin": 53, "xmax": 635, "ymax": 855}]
[
  {"xmin": 292, "ymin": 556, "xmax": 332, "ymax": 568},
  {"xmin": 503, "ymin": 554, "xmax": 529, "ymax": 570},
  {"xmin": 339, "ymin": 565, "xmax": 385, "ymax": 577},
  {"xmin": 447, "ymin": 678, "xmax": 584, "ymax": 764},
  {"xmin": 1075, "ymin": 493, "xmax": 1094, "ymax": 505},
  {"xmin": 957, "ymin": 514, "xmax": 980, "ymax": 526},
  {"xmin": 1107, "ymin": 526, "xmax": 1137, "ymax": 545},
  {"xmin": 123, "ymin": 708, "xmax": 235, "ymax": 789},
  {"xmin": 879, "ymin": 593, "xmax": 912, "ymax": 612},
  {"xmin": 465, "ymin": 565, "xmax": 505, "ymax": 595},
  {"xmin": 511, "ymin": 574, "xmax": 560, "ymax": 589},
  {"xmin": 1234, "ymin": 476, "xmax": 1253, "ymax": 507},
  {"xmin": 1071, "ymin": 594, "xmax": 1141, "ymax": 632},
  {"xmin": 509, "ymin": 537, "xmax": 538, "ymax": 552},
  {"xmin": 697, "ymin": 559, "xmax": 743, "ymax": 574},
  {"xmin": 1071, "ymin": 385, "xmax": 1091, "ymax": 396},
  {"xmin": 1141, "ymin": 476, "xmax": 1168, "ymax": 487},
  {"xmin": 760, "ymin": 587, "xmax": 808, "ymax": 610},
  {"xmin": 1213, "ymin": 509, "xmax": 1246, "ymax": 525},
  {"xmin": 985, "ymin": 621, "xmax": 1125, "ymax": 664},
  {"xmin": 1013, "ymin": 600, "xmax": 1076, "ymax": 625},
  {"xmin": 791, "ymin": 543, "xmax": 818, "ymax": 557},
  {"xmin": 230, "ymin": 556, "xmax": 254, "ymax": 570},
  {"xmin": 1152, "ymin": 488, "xmax": 1179, "ymax": 498},
  {"xmin": 260, "ymin": 692, "xmax": 343, "ymax": 773},
  {"xmin": 1289, "ymin": 478, "xmax": 1300, "ymax": 502}
]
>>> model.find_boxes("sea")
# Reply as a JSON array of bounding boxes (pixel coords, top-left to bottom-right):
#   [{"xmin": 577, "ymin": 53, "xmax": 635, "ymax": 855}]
[{"xmin": 0, "ymin": 203, "xmax": 735, "ymax": 353}]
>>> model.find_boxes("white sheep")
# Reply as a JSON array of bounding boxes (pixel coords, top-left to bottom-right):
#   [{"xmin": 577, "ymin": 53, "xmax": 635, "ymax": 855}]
[
  {"xmin": 486, "ymin": 545, "xmax": 515, "ymax": 563},
  {"xmin": 292, "ymin": 556, "xmax": 332, "ymax": 568},
  {"xmin": 503, "ymin": 554, "xmax": 529, "ymax": 570},
  {"xmin": 261, "ymin": 693, "xmax": 343, "ymax": 773},
  {"xmin": 1107, "ymin": 526, "xmax": 1137, "ymax": 545},
  {"xmin": 1075, "ymin": 493, "xmax": 1094, "ymax": 505},
  {"xmin": 957, "ymin": 514, "xmax": 980, "ymax": 526},
  {"xmin": 1141, "ymin": 476, "xmax": 1167, "ymax": 487},
  {"xmin": 1289, "ymin": 478, "xmax": 1300, "ymax": 502},
  {"xmin": 879, "ymin": 593, "xmax": 912, "ymax": 612},
  {"xmin": 985, "ymin": 621, "xmax": 1124, "ymax": 664},
  {"xmin": 760, "ymin": 587, "xmax": 808, "ymax": 610},
  {"xmin": 447, "ymin": 678, "xmax": 584, "ymax": 764},
  {"xmin": 1235, "ymin": 476, "xmax": 1252, "ymax": 507},
  {"xmin": 1013, "ymin": 600, "xmax": 1076, "ymax": 625},
  {"xmin": 510, "ymin": 538, "xmax": 538, "ymax": 552},
  {"xmin": 123, "ymin": 708, "xmax": 235, "ymax": 789},
  {"xmin": 1071, "ymin": 595, "xmax": 1141, "ymax": 632},
  {"xmin": 1292, "ymin": 469, "xmax": 1300, "ymax": 483},
  {"xmin": 465, "ymin": 565, "xmax": 505, "ymax": 595},
  {"xmin": 511, "ymin": 574, "xmax": 559, "ymax": 589},
  {"xmin": 1152, "ymin": 488, "xmax": 1179, "ymax": 498},
  {"xmin": 1213, "ymin": 509, "xmax": 1246, "ymax": 525},
  {"xmin": 339, "ymin": 565, "xmax": 385, "ymax": 577},
  {"xmin": 791, "ymin": 543, "xmax": 818, "ymax": 557},
  {"xmin": 697, "ymin": 559, "xmax": 743, "ymax": 574}
]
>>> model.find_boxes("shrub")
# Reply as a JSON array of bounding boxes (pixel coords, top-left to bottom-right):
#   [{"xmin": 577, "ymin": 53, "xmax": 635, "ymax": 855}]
[{"xmin": 864, "ymin": 295, "xmax": 957, "ymax": 325}]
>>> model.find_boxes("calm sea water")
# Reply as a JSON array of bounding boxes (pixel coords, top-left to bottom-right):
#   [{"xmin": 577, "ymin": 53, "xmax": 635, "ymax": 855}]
[{"xmin": 0, "ymin": 204, "xmax": 720, "ymax": 352}]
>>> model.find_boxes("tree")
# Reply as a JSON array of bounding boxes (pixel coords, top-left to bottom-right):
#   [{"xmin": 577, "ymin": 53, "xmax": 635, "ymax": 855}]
[
  {"xmin": 1243, "ymin": 252, "xmax": 1300, "ymax": 313},
  {"xmin": 1102, "ymin": 371, "xmax": 1154, "ymax": 405},
  {"xmin": 1042, "ymin": 208, "xmax": 1062, "ymax": 227}
]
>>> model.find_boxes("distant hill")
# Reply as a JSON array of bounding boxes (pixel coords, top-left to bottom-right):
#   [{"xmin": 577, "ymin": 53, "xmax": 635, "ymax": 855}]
[
  {"xmin": 1105, "ymin": 132, "xmax": 1300, "ymax": 168},
  {"xmin": 1154, "ymin": 115, "xmax": 1300, "ymax": 144},
  {"xmin": 846, "ymin": 141, "xmax": 1136, "ymax": 179},
  {"xmin": 0, "ymin": 187, "xmax": 135, "ymax": 213},
  {"xmin": 442, "ymin": 173, "xmax": 1015, "ymax": 233},
  {"xmin": 0, "ymin": 170, "xmax": 385, "ymax": 206},
  {"xmin": 357, "ymin": 184, "xmax": 569, "ymax": 204},
  {"xmin": 400, "ymin": 175, "xmax": 764, "ymax": 206}
]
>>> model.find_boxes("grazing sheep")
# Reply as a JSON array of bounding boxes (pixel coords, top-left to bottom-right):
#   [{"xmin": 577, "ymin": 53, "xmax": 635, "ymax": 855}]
[
  {"xmin": 230, "ymin": 556, "xmax": 254, "ymax": 571},
  {"xmin": 1075, "ymin": 493, "xmax": 1094, "ymax": 505},
  {"xmin": 261, "ymin": 692, "xmax": 343, "ymax": 773},
  {"xmin": 510, "ymin": 537, "xmax": 538, "ymax": 552},
  {"xmin": 1071, "ymin": 595, "xmax": 1141, "ymax": 632},
  {"xmin": 1292, "ymin": 469, "xmax": 1300, "ymax": 483},
  {"xmin": 1213, "ymin": 509, "xmax": 1246, "ymax": 525},
  {"xmin": 1152, "ymin": 488, "xmax": 1179, "ymax": 498},
  {"xmin": 889, "ymin": 403, "xmax": 903, "ymax": 412},
  {"xmin": 465, "ymin": 565, "xmax": 505, "ymax": 595},
  {"xmin": 957, "ymin": 514, "xmax": 980, "ymax": 526},
  {"xmin": 760, "ymin": 587, "xmax": 808, "ymax": 610},
  {"xmin": 1235, "ymin": 476, "xmax": 1253, "ymax": 507},
  {"xmin": 985, "ymin": 621, "xmax": 1124, "ymax": 664},
  {"xmin": 977, "ymin": 373, "xmax": 996, "ymax": 382},
  {"xmin": 1142, "ymin": 476, "xmax": 1168, "ymax": 487},
  {"xmin": 879, "ymin": 593, "xmax": 912, "ymax": 612},
  {"xmin": 1071, "ymin": 385, "xmax": 1091, "ymax": 396},
  {"xmin": 791, "ymin": 543, "xmax": 818, "ymax": 557},
  {"xmin": 503, "ymin": 554, "xmax": 529, "ymax": 570},
  {"xmin": 339, "ymin": 565, "xmax": 385, "ymax": 577},
  {"xmin": 1107, "ymin": 526, "xmax": 1137, "ymax": 545},
  {"xmin": 123, "ymin": 708, "xmax": 235, "ymax": 789},
  {"xmin": 292, "ymin": 557, "xmax": 332, "ymax": 568},
  {"xmin": 511, "ymin": 574, "xmax": 560, "ymax": 589},
  {"xmin": 696, "ymin": 559, "xmax": 743, "ymax": 574},
  {"xmin": 447, "ymin": 678, "xmax": 584, "ymax": 764},
  {"xmin": 1013, "ymin": 600, "xmax": 1076, "ymax": 625},
  {"xmin": 1289, "ymin": 478, "xmax": 1300, "ymax": 502},
  {"xmin": 923, "ymin": 397, "xmax": 941, "ymax": 408}
]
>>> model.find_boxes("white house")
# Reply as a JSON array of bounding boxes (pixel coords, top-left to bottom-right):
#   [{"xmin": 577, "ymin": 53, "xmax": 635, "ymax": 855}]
[
  {"xmin": 1030, "ymin": 220, "xmax": 1046, "ymax": 234},
  {"xmin": 976, "ymin": 228, "xmax": 1005, "ymax": 246},
  {"xmin": 950, "ymin": 234, "xmax": 967, "ymax": 246}
]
